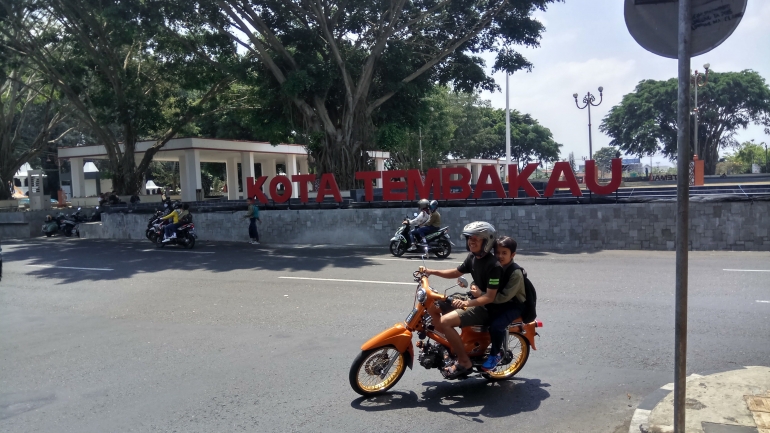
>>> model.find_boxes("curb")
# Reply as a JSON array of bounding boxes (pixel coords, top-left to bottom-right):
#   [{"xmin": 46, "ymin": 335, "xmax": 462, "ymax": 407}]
[{"xmin": 628, "ymin": 366, "xmax": 749, "ymax": 433}]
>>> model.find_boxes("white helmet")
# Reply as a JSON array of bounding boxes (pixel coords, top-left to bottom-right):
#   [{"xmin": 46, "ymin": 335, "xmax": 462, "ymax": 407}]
[
  {"xmin": 462, "ymin": 221, "xmax": 497, "ymax": 255},
  {"xmin": 417, "ymin": 199, "xmax": 429, "ymax": 210}
]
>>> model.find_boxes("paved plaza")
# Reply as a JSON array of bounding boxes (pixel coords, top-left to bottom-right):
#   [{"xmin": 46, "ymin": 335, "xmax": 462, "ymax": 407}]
[{"xmin": 1, "ymin": 239, "xmax": 768, "ymax": 432}]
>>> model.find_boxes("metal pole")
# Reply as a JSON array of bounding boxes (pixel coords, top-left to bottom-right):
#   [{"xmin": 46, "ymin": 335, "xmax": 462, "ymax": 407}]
[
  {"xmin": 419, "ymin": 126, "xmax": 423, "ymax": 172},
  {"xmin": 587, "ymin": 102, "xmax": 593, "ymax": 160},
  {"xmin": 675, "ymin": 0, "xmax": 692, "ymax": 431},
  {"xmin": 694, "ymin": 80, "xmax": 698, "ymax": 157},
  {"xmin": 506, "ymin": 73, "xmax": 511, "ymax": 181}
]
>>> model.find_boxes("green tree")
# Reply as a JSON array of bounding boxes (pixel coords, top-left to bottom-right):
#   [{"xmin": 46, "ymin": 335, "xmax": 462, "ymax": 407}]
[
  {"xmin": 600, "ymin": 70, "xmax": 770, "ymax": 175},
  {"xmin": 725, "ymin": 140, "xmax": 768, "ymax": 173},
  {"xmin": 593, "ymin": 146, "xmax": 618, "ymax": 176},
  {"xmin": 202, "ymin": 0, "xmax": 558, "ymax": 187},
  {"xmin": 2, "ymin": 0, "xmax": 243, "ymax": 195}
]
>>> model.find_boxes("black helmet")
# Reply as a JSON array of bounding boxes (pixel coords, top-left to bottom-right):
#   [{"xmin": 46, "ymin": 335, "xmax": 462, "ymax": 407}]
[
  {"xmin": 173, "ymin": 202, "xmax": 181, "ymax": 209},
  {"xmin": 417, "ymin": 199, "xmax": 429, "ymax": 210},
  {"xmin": 429, "ymin": 200, "xmax": 439, "ymax": 212},
  {"xmin": 462, "ymin": 221, "xmax": 497, "ymax": 255}
]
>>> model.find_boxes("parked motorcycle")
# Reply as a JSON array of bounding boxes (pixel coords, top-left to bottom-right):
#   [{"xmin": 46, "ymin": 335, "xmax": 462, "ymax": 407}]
[
  {"xmin": 42, "ymin": 213, "xmax": 77, "ymax": 237},
  {"xmin": 69, "ymin": 207, "xmax": 90, "ymax": 223},
  {"xmin": 153, "ymin": 221, "xmax": 197, "ymax": 249},
  {"xmin": 349, "ymin": 266, "xmax": 542, "ymax": 396},
  {"xmin": 389, "ymin": 217, "xmax": 453, "ymax": 259}
]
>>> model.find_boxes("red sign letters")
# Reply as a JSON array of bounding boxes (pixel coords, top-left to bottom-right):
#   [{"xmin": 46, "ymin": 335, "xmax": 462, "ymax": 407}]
[{"xmin": 246, "ymin": 158, "xmax": 623, "ymax": 203}]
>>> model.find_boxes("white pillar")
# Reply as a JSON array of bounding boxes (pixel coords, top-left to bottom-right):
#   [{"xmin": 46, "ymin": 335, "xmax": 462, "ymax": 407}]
[
  {"xmin": 263, "ymin": 158, "xmax": 277, "ymax": 196},
  {"xmin": 376, "ymin": 158, "xmax": 385, "ymax": 188},
  {"xmin": 70, "ymin": 158, "xmax": 85, "ymax": 198},
  {"xmin": 466, "ymin": 163, "xmax": 473, "ymax": 183},
  {"xmin": 240, "ymin": 152, "xmax": 254, "ymax": 199},
  {"xmin": 299, "ymin": 156, "xmax": 309, "ymax": 175},
  {"xmin": 179, "ymin": 149, "xmax": 201, "ymax": 202},
  {"xmin": 285, "ymin": 154, "xmax": 298, "ymax": 198},
  {"xmin": 226, "ymin": 156, "xmax": 239, "ymax": 200}
]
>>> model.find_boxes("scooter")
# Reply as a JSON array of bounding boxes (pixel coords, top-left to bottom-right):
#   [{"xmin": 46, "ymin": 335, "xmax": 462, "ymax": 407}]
[
  {"xmin": 153, "ymin": 221, "xmax": 197, "ymax": 249},
  {"xmin": 349, "ymin": 266, "xmax": 542, "ymax": 396},
  {"xmin": 389, "ymin": 216, "xmax": 453, "ymax": 259}
]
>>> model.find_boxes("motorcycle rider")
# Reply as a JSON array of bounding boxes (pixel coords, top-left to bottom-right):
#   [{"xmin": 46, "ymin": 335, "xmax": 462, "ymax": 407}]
[
  {"xmin": 161, "ymin": 203, "xmax": 190, "ymax": 242},
  {"xmin": 406, "ymin": 199, "xmax": 430, "ymax": 251},
  {"xmin": 413, "ymin": 200, "xmax": 441, "ymax": 247},
  {"xmin": 423, "ymin": 221, "xmax": 502, "ymax": 379}
]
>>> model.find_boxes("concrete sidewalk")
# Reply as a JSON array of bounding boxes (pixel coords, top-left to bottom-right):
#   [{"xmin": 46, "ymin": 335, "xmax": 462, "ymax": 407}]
[{"xmin": 630, "ymin": 366, "xmax": 770, "ymax": 433}]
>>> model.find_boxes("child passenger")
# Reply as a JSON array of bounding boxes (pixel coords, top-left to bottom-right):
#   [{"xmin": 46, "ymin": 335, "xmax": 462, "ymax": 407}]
[{"xmin": 481, "ymin": 236, "xmax": 527, "ymax": 371}]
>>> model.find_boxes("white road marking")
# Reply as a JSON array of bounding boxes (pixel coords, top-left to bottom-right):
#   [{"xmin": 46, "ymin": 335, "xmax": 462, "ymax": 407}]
[
  {"xmin": 138, "ymin": 249, "xmax": 215, "ymax": 254},
  {"xmin": 757, "ymin": 300, "xmax": 770, "ymax": 303},
  {"xmin": 27, "ymin": 265, "xmax": 113, "ymax": 271},
  {"xmin": 723, "ymin": 269, "xmax": 770, "ymax": 272},
  {"xmin": 279, "ymin": 276, "xmax": 416, "ymax": 286}
]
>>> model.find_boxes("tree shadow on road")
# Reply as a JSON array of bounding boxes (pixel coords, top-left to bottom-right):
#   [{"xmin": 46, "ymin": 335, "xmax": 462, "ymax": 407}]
[
  {"xmin": 350, "ymin": 377, "xmax": 550, "ymax": 421},
  {"xmin": 2, "ymin": 239, "xmax": 405, "ymax": 284}
]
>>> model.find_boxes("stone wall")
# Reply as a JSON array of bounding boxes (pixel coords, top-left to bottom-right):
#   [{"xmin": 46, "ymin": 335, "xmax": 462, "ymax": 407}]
[{"xmin": 69, "ymin": 200, "xmax": 770, "ymax": 251}]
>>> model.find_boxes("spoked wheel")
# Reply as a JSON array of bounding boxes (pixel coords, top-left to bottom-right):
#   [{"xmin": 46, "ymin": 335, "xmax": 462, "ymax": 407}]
[
  {"xmin": 389, "ymin": 240, "xmax": 406, "ymax": 257},
  {"xmin": 482, "ymin": 332, "xmax": 530, "ymax": 381},
  {"xmin": 434, "ymin": 240, "xmax": 452, "ymax": 259},
  {"xmin": 349, "ymin": 346, "xmax": 407, "ymax": 396}
]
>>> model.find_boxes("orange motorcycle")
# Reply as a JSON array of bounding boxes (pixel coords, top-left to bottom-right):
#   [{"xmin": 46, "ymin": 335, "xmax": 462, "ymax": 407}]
[{"xmin": 349, "ymin": 266, "xmax": 542, "ymax": 396}]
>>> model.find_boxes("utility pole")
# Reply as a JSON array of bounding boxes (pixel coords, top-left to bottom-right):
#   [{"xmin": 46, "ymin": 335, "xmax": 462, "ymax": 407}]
[
  {"xmin": 506, "ymin": 72, "xmax": 511, "ymax": 182},
  {"xmin": 419, "ymin": 126, "xmax": 423, "ymax": 172}
]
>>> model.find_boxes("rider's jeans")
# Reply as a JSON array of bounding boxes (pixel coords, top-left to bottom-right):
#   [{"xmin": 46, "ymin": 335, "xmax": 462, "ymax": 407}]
[
  {"xmin": 164, "ymin": 223, "xmax": 178, "ymax": 238},
  {"xmin": 488, "ymin": 303, "xmax": 523, "ymax": 356},
  {"xmin": 413, "ymin": 226, "xmax": 439, "ymax": 243}
]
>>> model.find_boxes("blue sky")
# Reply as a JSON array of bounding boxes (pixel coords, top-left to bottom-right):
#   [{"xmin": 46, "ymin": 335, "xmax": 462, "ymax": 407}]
[{"xmin": 478, "ymin": 0, "xmax": 770, "ymax": 167}]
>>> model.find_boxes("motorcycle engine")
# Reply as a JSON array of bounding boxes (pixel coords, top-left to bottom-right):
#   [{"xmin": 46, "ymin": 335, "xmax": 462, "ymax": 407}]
[{"xmin": 417, "ymin": 341, "xmax": 447, "ymax": 370}]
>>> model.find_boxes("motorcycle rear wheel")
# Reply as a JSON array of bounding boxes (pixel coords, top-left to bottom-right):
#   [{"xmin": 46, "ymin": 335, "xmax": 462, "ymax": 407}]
[
  {"xmin": 349, "ymin": 346, "xmax": 406, "ymax": 396},
  {"xmin": 184, "ymin": 236, "xmax": 195, "ymax": 249},
  {"xmin": 482, "ymin": 332, "xmax": 529, "ymax": 381},
  {"xmin": 434, "ymin": 240, "xmax": 451, "ymax": 259},
  {"xmin": 389, "ymin": 240, "xmax": 405, "ymax": 257}
]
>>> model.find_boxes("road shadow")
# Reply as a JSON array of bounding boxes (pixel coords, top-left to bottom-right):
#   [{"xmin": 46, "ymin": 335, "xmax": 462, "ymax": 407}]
[
  {"xmin": 1, "ymin": 239, "xmax": 458, "ymax": 284},
  {"xmin": 350, "ymin": 376, "xmax": 550, "ymax": 421}
]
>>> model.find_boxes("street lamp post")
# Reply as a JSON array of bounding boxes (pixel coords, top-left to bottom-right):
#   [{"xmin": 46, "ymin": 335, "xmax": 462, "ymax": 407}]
[
  {"xmin": 692, "ymin": 63, "xmax": 710, "ymax": 158},
  {"xmin": 573, "ymin": 87, "xmax": 604, "ymax": 160}
]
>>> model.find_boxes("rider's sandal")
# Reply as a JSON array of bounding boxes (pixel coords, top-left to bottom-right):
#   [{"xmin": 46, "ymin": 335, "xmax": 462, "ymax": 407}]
[{"xmin": 443, "ymin": 363, "xmax": 472, "ymax": 380}]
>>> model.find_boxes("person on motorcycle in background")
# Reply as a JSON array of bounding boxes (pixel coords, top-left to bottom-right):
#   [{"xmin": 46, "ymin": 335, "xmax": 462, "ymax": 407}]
[
  {"xmin": 161, "ymin": 203, "xmax": 190, "ymax": 242},
  {"xmin": 406, "ymin": 199, "xmax": 430, "ymax": 251},
  {"xmin": 481, "ymin": 236, "xmax": 526, "ymax": 372},
  {"xmin": 423, "ymin": 221, "xmax": 502, "ymax": 379},
  {"xmin": 413, "ymin": 200, "xmax": 441, "ymax": 248}
]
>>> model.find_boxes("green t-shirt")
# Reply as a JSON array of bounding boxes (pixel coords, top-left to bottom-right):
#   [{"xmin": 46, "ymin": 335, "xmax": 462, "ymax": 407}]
[{"xmin": 494, "ymin": 262, "xmax": 526, "ymax": 304}]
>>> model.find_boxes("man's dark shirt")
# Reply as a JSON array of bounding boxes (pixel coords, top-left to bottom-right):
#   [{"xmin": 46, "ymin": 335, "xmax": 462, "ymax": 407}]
[{"xmin": 456, "ymin": 252, "xmax": 502, "ymax": 293}]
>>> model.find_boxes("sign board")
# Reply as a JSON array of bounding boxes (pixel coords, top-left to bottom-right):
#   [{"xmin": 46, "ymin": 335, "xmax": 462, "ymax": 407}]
[
  {"xmin": 245, "ymin": 159, "xmax": 625, "ymax": 203},
  {"xmin": 624, "ymin": 0, "xmax": 747, "ymax": 59}
]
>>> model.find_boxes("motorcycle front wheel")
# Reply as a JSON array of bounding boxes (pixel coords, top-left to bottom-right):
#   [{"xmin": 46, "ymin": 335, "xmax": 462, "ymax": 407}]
[
  {"xmin": 481, "ymin": 332, "xmax": 529, "ymax": 381},
  {"xmin": 349, "ymin": 346, "xmax": 406, "ymax": 396},
  {"xmin": 389, "ymin": 240, "xmax": 405, "ymax": 257}
]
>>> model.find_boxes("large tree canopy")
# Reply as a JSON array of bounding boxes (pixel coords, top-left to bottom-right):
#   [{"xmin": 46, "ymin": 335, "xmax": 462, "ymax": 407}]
[
  {"xmin": 1, "ymin": 0, "xmax": 244, "ymax": 194},
  {"xmin": 0, "ymin": 9, "xmax": 73, "ymax": 200},
  {"xmin": 202, "ymin": 0, "xmax": 557, "ymax": 187},
  {"xmin": 599, "ymin": 70, "xmax": 770, "ymax": 175}
]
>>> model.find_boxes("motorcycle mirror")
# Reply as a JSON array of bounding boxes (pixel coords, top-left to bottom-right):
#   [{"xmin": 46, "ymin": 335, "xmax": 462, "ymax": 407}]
[
  {"xmin": 413, "ymin": 212, "xmax": 418, "ymax": 217},
  {"xmin": 457, "ymin": 277, "xmax": 468, "ymax": 288},
  {"xmin": 77, "ymin": 207, "xmax": 81, "ymax": 211}
]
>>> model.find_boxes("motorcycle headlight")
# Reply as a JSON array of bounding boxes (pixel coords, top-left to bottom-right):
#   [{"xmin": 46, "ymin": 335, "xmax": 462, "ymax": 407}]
[{"xmin": 416, "ymin": 288, "xmax": 427, "ymax": 303}]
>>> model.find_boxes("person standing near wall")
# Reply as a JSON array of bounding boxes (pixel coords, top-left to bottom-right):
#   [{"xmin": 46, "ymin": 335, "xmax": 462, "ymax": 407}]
[{"xmin": 244, "ymin": 197, "xmax": 261, "ymax": 245}]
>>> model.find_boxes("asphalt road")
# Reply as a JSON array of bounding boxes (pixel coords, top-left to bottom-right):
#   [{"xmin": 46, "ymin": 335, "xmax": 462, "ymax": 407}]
[{"xmin": 1, "ymin": 239, "xmax": 769, "ymax": 433}]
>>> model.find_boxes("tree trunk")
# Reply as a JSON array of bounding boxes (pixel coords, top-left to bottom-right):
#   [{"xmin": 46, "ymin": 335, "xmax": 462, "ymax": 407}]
[
  {"xmin": 0, "ymin": 168, "xmax": 13, "ymax": 200},
  {"xmin": 306, "ymin": 102, "xmax": 372, "ymax": 190}
]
